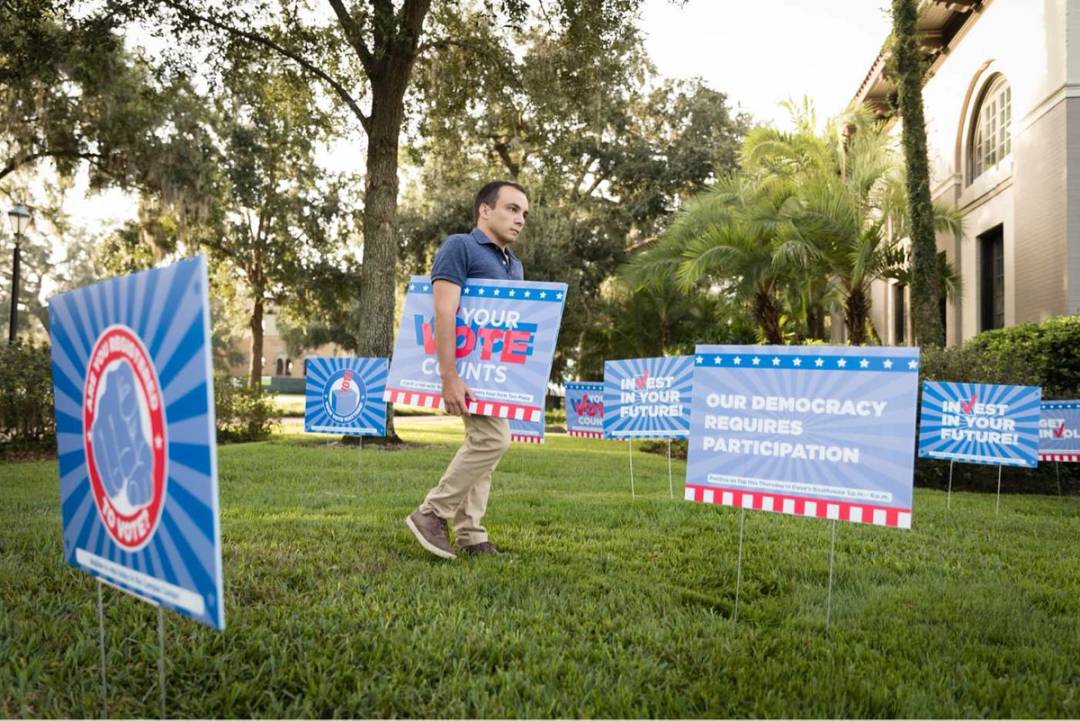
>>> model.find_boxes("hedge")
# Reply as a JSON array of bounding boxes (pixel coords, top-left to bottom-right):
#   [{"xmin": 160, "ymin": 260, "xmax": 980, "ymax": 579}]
[{"xmin": 0, "ymin": 341, "xmax": 55, "ymax": 446}]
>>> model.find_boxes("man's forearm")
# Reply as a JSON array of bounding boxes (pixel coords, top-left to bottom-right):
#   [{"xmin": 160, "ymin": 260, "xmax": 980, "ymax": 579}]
[{"xmin": 435, "ymin": 306, "xmax": 459, "ymax": 380}]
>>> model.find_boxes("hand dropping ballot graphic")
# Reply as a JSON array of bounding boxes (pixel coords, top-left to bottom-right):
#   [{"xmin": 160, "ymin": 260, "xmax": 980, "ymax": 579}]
[
  {"xmin": 305, "ymin": 356, "xmax": 387, "ymax": 436},
  {"xmin": 918, "ymin": 381, "xmax": 1041, "ymax": 467},
  {"xmin": 385, "ymin": 276, "xmax": 567, "ymax": 422},
  {"xmin": 49, "ymin": 255, "xmax": 224, "ymax": 629}
]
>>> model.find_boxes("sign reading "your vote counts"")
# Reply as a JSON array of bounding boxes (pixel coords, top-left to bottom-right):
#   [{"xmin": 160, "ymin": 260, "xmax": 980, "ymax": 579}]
[
  {"xmin": 385, "ymin": 276, "xmax": 567, "ymax": 422},
  {"xmin": 566, "ymin": 381, "xmax": 603, "ymax": 438}
]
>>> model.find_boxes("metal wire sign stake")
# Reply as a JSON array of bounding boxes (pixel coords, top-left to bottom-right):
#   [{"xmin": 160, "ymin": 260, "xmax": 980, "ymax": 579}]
[
  {"xmin": 96, "ymin": 580, "xmax": 167, "ymax": 719},
  {"xmin": 628, "ymin": 439, "xmax": 636, "ymax": 498},
  {"xmin": 733, "ymin": 507, "xmax": 746, "ymax": 624},
  {"xmin": 826, "ymin": 520, "xmax": 838, "ymax": 635},
  {"xmin": 665, "ymin": 436, "xmax": 673, "ymax": 498},
  {"xmin": 947, "ymin": 460, "xmax": 954, "ymax": 509},
  {"xmin": 995, "ymin": 464, "xmax": 1004, "ymax": 514}
]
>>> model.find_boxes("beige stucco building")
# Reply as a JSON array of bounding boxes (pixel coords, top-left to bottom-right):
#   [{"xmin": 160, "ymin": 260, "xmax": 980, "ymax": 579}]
[
  {"xmin": 856, "ymin": 0, "xmax": 1080, "ymax": 345},
  {"xmin": 228, "ymin": 312, "xmax": 346, "ymax": 387}
]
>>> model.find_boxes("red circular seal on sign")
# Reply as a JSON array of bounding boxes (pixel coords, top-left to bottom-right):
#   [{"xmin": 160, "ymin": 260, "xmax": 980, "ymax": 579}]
[{"xmin": 83, "ymin": 325, "xmax": 168, "ymax": 551}]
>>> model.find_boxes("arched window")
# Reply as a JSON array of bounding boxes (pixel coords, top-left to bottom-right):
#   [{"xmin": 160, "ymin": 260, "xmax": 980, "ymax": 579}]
[
  {"xmin": 275, "ymin": 357, "xmax": 285, "ymax": 376},
  {"xmin": 969, "ymin": 75, "xmax": 1012, "ymax": 181}
]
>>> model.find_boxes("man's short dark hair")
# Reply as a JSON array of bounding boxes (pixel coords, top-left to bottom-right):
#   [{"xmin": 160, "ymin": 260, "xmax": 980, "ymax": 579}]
[{"xmin": 474, "ymin": 180, "xmax": 527, "ymax": 223}]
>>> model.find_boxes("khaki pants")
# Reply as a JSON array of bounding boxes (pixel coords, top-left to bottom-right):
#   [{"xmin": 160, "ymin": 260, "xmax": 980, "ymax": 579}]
[{"xmin": 420, "ymin": 413, "xmax": 510, "ymax": 547}]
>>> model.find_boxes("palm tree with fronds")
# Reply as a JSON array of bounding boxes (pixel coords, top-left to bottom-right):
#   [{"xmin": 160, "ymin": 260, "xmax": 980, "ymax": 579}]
[{"xmin": 627, "ymin": 172, "xmax": 817, "ymax": 344}]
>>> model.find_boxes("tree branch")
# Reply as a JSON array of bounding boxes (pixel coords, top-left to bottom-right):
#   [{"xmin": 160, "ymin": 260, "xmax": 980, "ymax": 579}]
[
  {"xmin": 0, "ymin": 150, "xmax": 105, "ymax": 181},
  {"xmin": 398, "ymin": 0, "xmax": 431, "ymax": 42},
  {"xmin": 159, "ymin": 0, "xmax": 371, "ymax": 134},
  {"xmin": 326, "ymin": 0, "xmax": 374, "ymax": 75},
  {"xmin": 491, "ymin": 139, "xmax": 520, "ymax": 178}
]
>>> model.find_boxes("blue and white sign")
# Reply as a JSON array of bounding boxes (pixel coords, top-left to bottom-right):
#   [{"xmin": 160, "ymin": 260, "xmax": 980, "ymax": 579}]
[
  {"xmin": 509, "ymin": 415, "xmax": 545, "ymax": 444},
  {"xmin": 919, "ymin": 381, "xmax": 1041, "ymax": 468},
  {"xmin": 304, "ymin": 356, "xmax": 387, "ymax": 436},
  {"xmin": 384, "ymin": 276, "xmax": 567, "ymax": 423},
  {"xmin": 1040, "ymin": 401, "xmax": 1080, "ymax": 462},
  {"xmin": 49, "ymin": 255, "xmax": 225, "ymax": 629},
  {"xmin": 603, "ymin": 356, "xmax": 693, "ymax": 439},
  {"xmin": 566, "ymin": 381, "xmax": 604, "ymax": 438},
  {"xmin": 686, "ymin": 345, "xmax": 921, "ymax": 529}
]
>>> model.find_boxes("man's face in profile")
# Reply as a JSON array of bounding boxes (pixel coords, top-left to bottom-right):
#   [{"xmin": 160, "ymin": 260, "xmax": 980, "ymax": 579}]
[{"xmin": 481, "ymin": 186, "xmax": 529, "ymax": 245}]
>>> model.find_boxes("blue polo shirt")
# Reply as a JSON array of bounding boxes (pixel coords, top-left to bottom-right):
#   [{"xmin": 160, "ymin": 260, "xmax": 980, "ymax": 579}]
[{"xmin": 430, "ymin": 228, "xmax": 524, "ymax": 286}]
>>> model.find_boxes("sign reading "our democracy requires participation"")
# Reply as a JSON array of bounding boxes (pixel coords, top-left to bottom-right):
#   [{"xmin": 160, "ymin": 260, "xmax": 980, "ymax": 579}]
[
  {"xmin": 1040, "ymin": 401, "xmax": 1080, "ymax": 462},
  {"xmin": 49, "ymin": 255, "xmax": 225, "ymax": 630},
  {"xmin": 685, "ymin": 345, "xmax": 921, "ymax": 529},
  {"xmin": 304, "ymin": 356, "xmax": 388, "ymax": 436},
  {"xmin": 603, "ymin": 356, "xmax": 693, "ymax": 439},
  {"xmin": 565, "ymin": 381, "xmax": 603, "ymax": 438},
  {"xmin": 384, "ymin": 276, "xmax": 567, "ymax": 423},
  {"xmin": 918, "ymin": 381, "xmax": 1042, "ymax": 467}
]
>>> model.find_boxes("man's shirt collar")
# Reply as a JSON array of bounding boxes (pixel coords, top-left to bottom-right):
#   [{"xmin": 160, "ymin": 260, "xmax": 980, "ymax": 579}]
[{"xmin": 471, "ymin": 227, "xmax": 518, "ymax": 259}]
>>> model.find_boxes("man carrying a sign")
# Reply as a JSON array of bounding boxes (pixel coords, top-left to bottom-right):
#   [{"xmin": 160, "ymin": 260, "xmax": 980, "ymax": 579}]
[{"xmin": 405, "ymin": 180, "xmax": 529, "ymax": 559}]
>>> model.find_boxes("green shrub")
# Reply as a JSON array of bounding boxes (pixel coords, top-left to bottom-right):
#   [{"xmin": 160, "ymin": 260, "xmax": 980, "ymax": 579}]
[
  {"xmin": 963, "ymin": 314, "xmax": 1080, "ymax": 398},
  {"xmin": 917, "ymin": 343, "xmax": 1042, "ymax": 388},
  {"xmin": 215, "ymin": 375, "xmax": 279, "ymax": 443},
  {"xmin": 0, "ymin": 341, "xmax": 55, "ymax": 445},
  {"xmin": 916, "ymin": 316, "xmax": 1080, "ymax": 493}
]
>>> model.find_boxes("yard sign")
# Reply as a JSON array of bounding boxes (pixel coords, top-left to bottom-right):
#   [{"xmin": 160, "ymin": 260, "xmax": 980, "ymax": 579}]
[
  {"xmin": 686, "ymin": 344, "xmax": 921, "ymax": 529},
  {"xmin": 384, "ymin": 276, "xmax": 567, "ymax": 423},
  {"xmin": 918, "ymin": 381, "xmax": 1041, "ymax": 468},
  {"xmin": 49, "ymin": 255, "xmax": 225, "ymax": 629},
  {"xmin": 304, "ymin": 356, "xmax": 387, "ymax": 436},
  {"xmin": 602, "ymin": 356, "xmax": 693, "ymax": 439}
]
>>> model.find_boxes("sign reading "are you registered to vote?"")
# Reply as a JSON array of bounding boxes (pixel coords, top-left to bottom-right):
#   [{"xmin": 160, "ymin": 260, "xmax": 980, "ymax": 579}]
[{"xmin": 49, "ymin": 255, "xmax": 225, "ymax": 630}]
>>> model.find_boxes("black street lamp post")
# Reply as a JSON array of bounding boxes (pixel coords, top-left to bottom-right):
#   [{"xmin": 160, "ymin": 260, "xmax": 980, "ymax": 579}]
[{"xmin": 7, "ymin": 203, "xmax": 31, "ymax": 344}]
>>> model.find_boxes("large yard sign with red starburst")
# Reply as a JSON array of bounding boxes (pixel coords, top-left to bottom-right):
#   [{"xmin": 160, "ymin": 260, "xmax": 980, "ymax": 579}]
[{"xmin": 49, "ymin": 255, "xmax": 225, "ymax": 630}]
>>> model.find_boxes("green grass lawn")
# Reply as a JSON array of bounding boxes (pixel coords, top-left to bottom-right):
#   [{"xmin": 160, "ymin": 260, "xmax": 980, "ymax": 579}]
[
  {"xmin": 272, "ymin": 393, "xmax": 308, "ymax": 417},
  {"xmin": 3, "ymin": 418, "xmax": 1080, "ymax": 717}
]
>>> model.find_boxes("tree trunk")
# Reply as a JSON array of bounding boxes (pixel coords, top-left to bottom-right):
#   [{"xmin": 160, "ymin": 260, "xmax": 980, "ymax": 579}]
[
  {"xmin": 892, "ymin": 0, "xmax": 944, "ymax": 346},
  {"xmin": 249, "ymin": 297, "xmax": 264, "ymax": 389},
  {"xmin": 807, "ymin": 305, "xmax": 826, "ymax": 341},
  {"xmin": 845, "ymin": 288, "xmax": 869, "ymax": 346},
  {"xmin": 354, "ymin": 64, "xmax": 419, "ymax": 444},
  {"xmin": 753, "ymin": 288, "xmax": 784, "ymax": 345}
]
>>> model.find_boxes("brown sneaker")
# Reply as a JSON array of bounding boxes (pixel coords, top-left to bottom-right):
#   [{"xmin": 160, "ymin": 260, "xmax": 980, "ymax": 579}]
[
  {"xmin": 459, "ymin": 541, "xmax": 500, "ymax": 555},
  {"xmin": 405, "ymin": 510, "xmax": 456, "ymax": 560}
]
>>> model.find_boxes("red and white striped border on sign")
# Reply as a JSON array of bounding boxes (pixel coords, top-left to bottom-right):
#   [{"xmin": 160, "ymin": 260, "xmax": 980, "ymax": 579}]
[
  {"xmin": 684, "ymin": 484, "xmax": 912, "ymax": 529},
  {"xmin": 1040, "ymin": 452, "xmax": 1080, "ymax": 462},
  {"xmin": 568, "ymin": 430, "xmax": 603, "ymax": 438},
  {"xmin": 511, "ymin": 434, "xmax": 544, "ymax": 444},
  {"xmin": 383, "ymin": 388, "xmax": 543, "ymax": 423}
]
